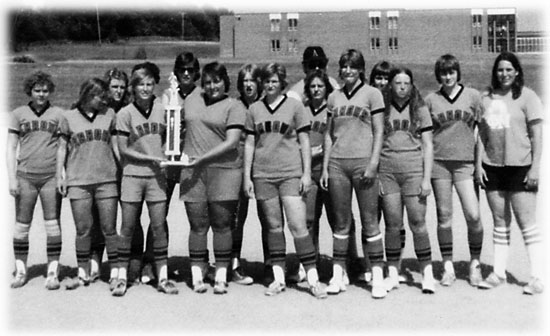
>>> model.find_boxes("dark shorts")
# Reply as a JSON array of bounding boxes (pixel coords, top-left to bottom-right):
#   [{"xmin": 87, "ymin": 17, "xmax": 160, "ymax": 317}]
[
  {"xmin": 254, "ymin": 177, "xmax": 302, "ymax": 200},
  {"xmin": 482, "ymin": 164, "xmax": 536, "ymax": 192}
]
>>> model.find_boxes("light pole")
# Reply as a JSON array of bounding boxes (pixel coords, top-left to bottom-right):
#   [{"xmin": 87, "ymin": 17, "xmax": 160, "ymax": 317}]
[{"xmin": 96, "ymin": 6, "xmax": 102, "ymax": 45}]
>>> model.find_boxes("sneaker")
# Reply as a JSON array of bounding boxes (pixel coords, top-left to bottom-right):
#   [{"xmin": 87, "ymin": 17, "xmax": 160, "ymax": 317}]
[
  {"xmin": 157, "ymin": 279, "xmax": 179, "ymax": 295},
  {"xmin": 343, "ymin": 271, "xmax": 351, "ymax": 286},
  {"xmin": 111, "ymin": 279, "xmax": 127, "ymax": 297},
  {"xmin": 310, "ymin": 282, "xmax": 328, "ymax": 299},
  {"xmin": 371, "ymin": 282, "xmax": 388, "ymax": 299},
  {"xmin": 89, "ymin": 271, "xmax": 100, "ymax": 283},
  {"xmin": 265, "ymin": 281, "xmax": 286, "ymax": 296},
  {"xmin": 469, "ymin": 264, "xmax": 483, "ymax": 287},
  {"xmin": 422, "ymin": 277, "xmax": 436, "ymax": 294},
  {"xmin": 398, "ymin": 273, "xmax": 409, "ymax": 283},
  {"xmin": 65, "ymin": 276, "xmax": 90, "ymax": 290},
  {"xmin": 383, "ymin": 276, "xmax": 400, "ymax": 292},
  {"xmin": 326, "ymin": 277, "xmax": 346, "ymax": 295},
  {"xmin": 478, "ymin": 272, "xmax": 506, "ymax": 290},
  {"xmin": 440, "ymin": 271, "xmax": 456, "ymax": 287},
  {"xmin": 523, "ymin": 278, "xmax": 544, "ymax": 295},
  {"xmin": 11, "ymin": 272, "xmax": 27, "ymax": 289},
  {"xmin": 286, "ymin": 267, "xmax": 307, "ymax": 283},
  {"xmin": 141, "ymin": 263, "xmax": 155, "ymax": 284},
  {"xmin": 193, "ymin": 280, "xmax": 208, "ymax": 294},
  {"xmin": 232, "ymin": 267, "xmax": 253, "ymax": 285},
  {"xmin": 213, "ymin": 281, "xmax": 228, "ymax": 295},
  {"xmin": 109, "ymin": 278, "xmax": 118, "ymax": 292},
  {"xmin": 45, "ymin": 272, "xmax": 60, "ymax": 290}
]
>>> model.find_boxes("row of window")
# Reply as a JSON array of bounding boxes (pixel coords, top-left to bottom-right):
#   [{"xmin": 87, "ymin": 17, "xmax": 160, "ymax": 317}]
[
  {"xmin": 369, "ymin": 16, "xmax": 399, "ymax": 30},
  {"xmin": 369, "ymin": 37, "xmax": 399, "ymax": 50}
]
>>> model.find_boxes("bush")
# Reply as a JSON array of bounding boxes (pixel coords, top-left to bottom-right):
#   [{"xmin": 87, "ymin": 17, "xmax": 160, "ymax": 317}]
[
  {"xmin": 134, "ymin": 47, "xmax": 147, "ymax": 59},
  {"xmin": 12, "ymin": 55, "xmax": 36, "ymax": 63}
]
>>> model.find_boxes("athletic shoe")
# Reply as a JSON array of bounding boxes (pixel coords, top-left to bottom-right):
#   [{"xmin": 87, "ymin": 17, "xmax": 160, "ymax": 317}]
[
  {"xmin": 371, "ymin": 281, "xmax": 388, "ymax": 299},
  {"xmin": 11, "ymin": 272, "xmax": 27, "ymax": 289},
  {"xmin": 326, "ymin": 276, "xmax": 346, "ymax": 295},
  {"xmin": 89, "ymin": 271, "xmax": 100, "ymax": 283},
  {"xmin": 108, "ymin": 278, "xmax": 118, "ymax": 292},
  {"xmin": 357, "ymin": 271, "xmax": 372, "ymax": 284},
  {"xmin": 309, "ymin": 282, "xmax": 328, "ymax": 299},
  {"xmin": 398, "ymin": 272, "xmax": 409, "ymax": 283},
  {"xmin": 478, "ymin": 272, "xmax": 506, "ymax": 290},
  {"xmin": 65, "ymin": 276, "xmax": 90, "ymax": 290},
  {"xmin": 523, "ymin": 278, "xmax": 544, "ymax": 295},
  {"xmin": 469, "ymin": 263, "xmax": 483, "ymax": 287},
  {"xmin": 193, "ymin": 280, "xmax": 208, "ymax": 294},
  {"xmin": 141, "ymin": 263, "xmax": 155, "ymax": 284},
  {"xmin": 265, "ymin": 281, "xmax": 286, "ymax": 296},
  {"xmin": 111, "ymin": 279, "xmax": 127, "ymax": 297},
  {"xmin": 157, "ymin": 279, "xmax": 179, "ymax": 295},
  {"xmin": 383, "ymin": 276, "xmax": 400, "ymax": 292},
  {"xmin": 343, "ymin": 270, "xmax": 350, "ymax": 286},
  {"xmin": 232, "ymin": 267, "xmax": 253, "ymax": 285},
  {"xmin": 421, "ymin": 277, "xmax": 436, "ymax": 294},
  {"xmin": 45, "ymin": 272, "xmax": 60, "ymax": 290},
  {"xmin": 213, "ymin": 281, "xmax": 228, "ymax": 295},
  {"xmin": 440, "ymin": 271, "xmax": 456, "ymax": 287},
  {"xmin": 286, "ymin": 265, "xmax": 307, "ymax": 283}
]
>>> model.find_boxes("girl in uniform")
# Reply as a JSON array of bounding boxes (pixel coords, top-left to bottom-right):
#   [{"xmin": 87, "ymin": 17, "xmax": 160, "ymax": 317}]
[
  {"xmin": 319, "ymin": 49, "xmax": 386, "ymax": 298},
  {"xmin": 89, "ymin": 67, "xmax": 129, "ymax": 283},
  {"xmin": 425, "ymin": 54, "xmax": 484, "ymax": 287},
  {"xmin": 243, "ymin": 63, "xmax": 327, "ymax": 299},
  {"xmin": 476, "ymin": 52, "xmax": 544, "ymax": 295},
  {"xmin": 7, "ymin": 71, "xmax": 63, "ymax": 290},
  {"xmin": 380, "ymin": 66, "xmax": 436, "ymax": 294},
  {"xmin": 112, "ymin": 62, "xmax": 178, "ymax": 296},
  {"xmin": 56, "ymin": 78, "xmax": 120, "ymax": 291},
  {"xmin": 179, "ymin": 62, "xmax": 246, "ymax": 294}
]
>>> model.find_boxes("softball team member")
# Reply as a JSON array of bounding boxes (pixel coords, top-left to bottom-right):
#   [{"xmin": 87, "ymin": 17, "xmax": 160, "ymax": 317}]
[
  {"xmin": 229, "ymin": 63, "xmax": 262, "ymax": 286},
  {"xmin": 7, "ymin": 71, "xmax": 63, "ymax": 289},
  {"xmin": 56, "ymin": 78, "xmax": 120, "ymax": 291},
  {"xmin": 243, "ymin": 63, "xmax": 327, "ymax": 299},
  {"xmin": 112, "ymin": 62, "xmax": 178, "ymax": 296},
  {"xmin": 425, "ymin": 54, "xmax": 484, "ymax": 287},
  {"xmin": 179, "ymin": 62, "xmax": 245, "ymax": 294},
  {"xmin": 476, "ymin": 52, "xmax": 544, "ymax": 295},
  {"xmin": 89, "ymin": 67, "xmax": 129, "ymax": 283},
  {"xmin": 380, "ymin": 66, "xmax": 436, "ymax": 294},
  {"xmin": 320, "ymin": 49, "xmax": 386, "ymax": 298}
]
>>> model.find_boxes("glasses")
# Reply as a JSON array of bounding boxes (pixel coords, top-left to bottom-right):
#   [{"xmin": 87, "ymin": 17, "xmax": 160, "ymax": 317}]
[{"xmin": 178, "ymin": 67, "xmax": 196, "ymax": 73}]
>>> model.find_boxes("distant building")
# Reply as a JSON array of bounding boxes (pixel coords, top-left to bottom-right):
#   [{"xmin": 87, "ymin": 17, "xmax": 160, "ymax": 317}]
[{"xmin": 220, "ymin": 8, "xmax": 547, "ymax": 61}]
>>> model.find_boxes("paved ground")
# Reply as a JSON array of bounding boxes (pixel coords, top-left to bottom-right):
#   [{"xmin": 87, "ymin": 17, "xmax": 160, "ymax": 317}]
[{"xmin": 2, "ymin": 180, "xmax": 548, "ymax": 334}]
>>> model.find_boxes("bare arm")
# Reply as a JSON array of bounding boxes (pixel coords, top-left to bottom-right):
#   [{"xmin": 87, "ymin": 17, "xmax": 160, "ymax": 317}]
[
  {"xmin": 243, "ymin": 133, "xmax": 256, "ymax": 198},
  {"xmin": 524, "ymin": 120, "xmax": 542, "ymax": 190},
  {"xmin": 298, "ymin": 131, "xmax": 312, "ymax": 195},
  {"xmin": 361, "ymin": 112, "xmax": 384, "ymax": 185},
  {"xmin": 56, "ymin": 137, "xmax": 68, "ymax": 196},
  {"xmin": 6, "ymin": 133, "xmax": 19, "ymax": 197},
  {"xmin": 420, "ymin": 130, "xmax": 433, "ymax": 198},
  {"xmin": 111, "ymin": 135, "xmax": 121, "ymax": 163},
  {"xmin": 320, "ymin": 116, "xmax": 334, "ymax": 190}
]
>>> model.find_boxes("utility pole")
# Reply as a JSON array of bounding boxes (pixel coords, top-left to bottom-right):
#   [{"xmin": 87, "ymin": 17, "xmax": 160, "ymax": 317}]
[
  {"xmin": 96, "ymin": 6, "xmax": 102, "ymax": 45},
  {"xmin": 181, "ymin": 12, "xmax": 185, "ymax": 40}
]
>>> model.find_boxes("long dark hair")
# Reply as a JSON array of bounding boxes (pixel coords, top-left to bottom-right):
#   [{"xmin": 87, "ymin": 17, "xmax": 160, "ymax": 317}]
[
  {"xmin": 71, "ymin": 78, "xmax": 109, "ymax": 112},
  {"xmin": 384, "ymin": 65, "xmax": 426, "ymax": 136},
  {"xmin": 303, "ymin": 69, "xmax": 334, "ymax": 102},
  {"xmin": 489, "ymin": 51, "xmax": 524, "ymax": 99}
]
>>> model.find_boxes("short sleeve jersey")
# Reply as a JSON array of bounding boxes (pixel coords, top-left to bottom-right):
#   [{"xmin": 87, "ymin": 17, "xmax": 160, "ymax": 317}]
[
  {"xmin": 59, "ymin": 108, "xmax": 118, "ymax": 186},
  {"xmin": 305, "ymin": 102, "xmax": 329, "ymax": 171},
  {"xmin": 326, "ymin": 81, "xmax": 385, "ymax": 159},
  {"xmin": 8, "ymin": 102, "xmax": 63, "ymax": 175},
  {"xmin": 116, "ymin": 97, "xmax": 166, "ymax": 177},
  {"xmin": 479, "ymin": 87, "xmax": 543, "ymax": 166},
  {"xmin": 183, "ymin": 93, "xmax": 246, "ymax": 169},
  {"xmin": 287, "ymin": 76, "xmax": 341, "ymax": 103},
  {"xmin": 380, "ymin": 100, "xmax": 433, "ymax": 174},
  {"xmin": 245, "ymin": 94, "xmax": 311, "ymax": 179},
  {"xmin": 425, "ymin": 85, "xmax": 482, "ymax": 162}
]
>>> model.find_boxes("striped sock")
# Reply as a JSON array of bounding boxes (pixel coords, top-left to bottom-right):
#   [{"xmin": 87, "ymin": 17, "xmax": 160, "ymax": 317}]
[
  {"xmin": 493, "ymin": 226, "xmax": 511, "ymax": 278},
  {"xmin": 400, "ymin": 228, "xmax": 406, "ymax": 249},
  {"xmin": 437, "ymin": 225, "xmax": 453, "ymax": 261},
  {"xmin": 362, "ymin": 233, "xmax": 384, "ymax": 267},
  {"xmin": 385, "ymin": 228, "xmax": 402, "ymax": 264},
  {"xmin": 153, "ymin": 230, "xmax": 168, "ymax": 265},
  {"xmin": 117, "ymin": 235, "xmax": 132, "ymax": 268},
  {"xmin": 332, "ymin": 234, "xmax": 349, "ymax": 267},
  {"xmin": 268, "ymin": 231, "xmax": 286, "ymax": 269},
  {"xmin": 213, "ymin": 228, "xmax": 232, "ymax": 269},
  {"xmin": 13, "ymin": 222, "xmax": 30, "ymax": 264},
  {"xmin": 189, "ymin": 231, "xmax": 208, "ymax": 264},
  {"xmin": 413, "ymin": 232, "xmax": 432, "ymax": 263},
  {"xmin": 104, "ymin": 233, "xmax": 119, "ymax": 266},
  {"xmin": 522, "ymin": 225, "xmax": 543, "ymax": 279},
  {"xmin": 467, "ymin": 224, "xmax": 484, "ymax": 261},
  {"xmin": 75, "ymin": 234, "xmax": 91, "ymax": 270},
  {"xmin": 294, "ymin": 235, "xmax": 317, "ymax": 270}
]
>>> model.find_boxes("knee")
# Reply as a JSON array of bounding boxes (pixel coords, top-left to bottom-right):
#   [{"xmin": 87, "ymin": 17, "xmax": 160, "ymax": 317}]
[{"xmin": 436, "ymin": 207, "xmax": 453, "ymax": 227}]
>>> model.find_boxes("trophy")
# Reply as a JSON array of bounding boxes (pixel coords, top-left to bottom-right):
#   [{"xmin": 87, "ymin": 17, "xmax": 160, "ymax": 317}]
[{"xmin": 161, "ymin": 72, "xmax": 189, "ymax": 167}]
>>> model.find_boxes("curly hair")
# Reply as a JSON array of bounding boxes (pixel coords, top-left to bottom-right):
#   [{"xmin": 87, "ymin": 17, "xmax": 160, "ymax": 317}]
[
  {"xmin": 23, "ymin": 71, "xmax": 55, "ymax": 96},
  {"xmin": 303, "ymin": 69, "xmax": 334, "ymax": 102},
  {"xmin": 103, "ymin": 67, "xmax": 130, "ymax": 111}
]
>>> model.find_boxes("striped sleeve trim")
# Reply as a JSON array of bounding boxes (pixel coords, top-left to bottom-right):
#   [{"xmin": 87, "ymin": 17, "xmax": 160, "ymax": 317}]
[
  {"xmin": 115, "ymin": 130, "xmax": 130, "ymax": 137},
  {"xmin": 226, "ymin": 124, "xmax": 245, "ymax": 131},
  {"xmin": 110, "ymin": 129, "xmax": 117, "ymax": 136},
  {"xmin": 371, "ymin": 107, "xmax": 385, "ymax": 115},
  {"xmin": 419, "ymin": 126, "xmax": 434, "ymax": 133},
  {"xmin": 7, "ymin": 129, "xmax": 20, "ymax": 135},
  {"xmin": 297, "ymin": 125, "xmax": 311, "ymax": 133},
  {"xmin": 59, "ymin": 133, "xmax": 70, "ymax": 141},
  {"xmin": 245, "ymin": 129, "xmax": 256, "ymax": 135}
]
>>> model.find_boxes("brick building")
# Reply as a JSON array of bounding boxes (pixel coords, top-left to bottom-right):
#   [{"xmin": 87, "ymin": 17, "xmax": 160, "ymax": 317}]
[{"xmin": 220, "ymin": 8, "xmax": 546, "ymax": 61}]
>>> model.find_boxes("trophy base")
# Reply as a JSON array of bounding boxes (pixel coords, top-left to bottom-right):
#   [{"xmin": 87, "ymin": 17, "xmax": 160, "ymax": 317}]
[{"xmin": 160, "ymin": 160, "xmax": 190, "ymax": 167}]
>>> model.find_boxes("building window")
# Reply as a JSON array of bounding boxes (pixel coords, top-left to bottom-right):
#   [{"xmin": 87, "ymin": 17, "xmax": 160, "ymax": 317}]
[
  {"xmin": 487, "ymin": 9, "xmax": 516, "ymax": 52},
  {"xmin": 269, "ymin": 14, "xmax": 282, "ymax": 32},
  {"xmin": 288, "ymin": 38, "xmax": 298, "ymax": 53},
  {"xmin": 370, "ymin": 37, "xmax": 380, "ymax": 51},
  {"xmin": 271, "ymin": 39, "xmax": 281, "ymax": 52},
  {"xmin": 472, "ymin": 14, "xmax": 482, "ymax": 27},
  {"xmin": 288, "ymin": 13, "xmax": 299, "ymax": 31},
  {"xmin": 389, "ymin": 37, "xmax": 398, "ymax": 50},
  {"xmin": 473, "ymin": 35, "xmax": 482, "ymax": 49},
  {"xmin": 387, "ymin": 11, "xmax": 399, "ymax": 30},
  {"xmin": 369, "ymin": 11, "xmax": 381, "ymax": 30}
]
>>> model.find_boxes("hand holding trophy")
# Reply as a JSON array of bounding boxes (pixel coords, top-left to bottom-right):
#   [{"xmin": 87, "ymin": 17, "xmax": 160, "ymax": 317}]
[{"xmin": 161, "ymin": 72, "xmax": 190, "ymax": 167}]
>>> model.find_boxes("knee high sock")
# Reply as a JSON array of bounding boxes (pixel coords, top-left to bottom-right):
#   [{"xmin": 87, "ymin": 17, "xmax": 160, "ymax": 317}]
[
  {"xmin": 45, "ymin": 219, "xmax": 62, "ymax": 265},
  {"xmin": 362, "ymin": 233, "xmax": 384, "ymax": 267},
  {"xmin": 437, "ymin": 225, "xmax": 453, "ymax": 261},
  {"xmin": 213, "ymin": 228, "xmax": 232, "ymax": 270},
  {"xmin": 152, "ymin": 226, "xmax": 168, "ymax": 266},
  {"xmin": 493, "ymin": 226, "xmax": 510, "ymax": 278},
  {"xmin": 385, "ymin": 228, "xmax": 402, "ymax": 266},
  {"xmin": 294, "ymin": 235, "xmax": 317, "ymax": 271},
  {"xmin": 117, "ymin": 235, "xmax": 132, "ymax": 274},
  {"xmin": 104, "ymin": 233, "xmax": 119, "ymax": 267},
  {"xmin": 467, "ymin": 222, "xmax": 484, "ymax": 261},
  {"xmin": 189, "ymin": 231, "xmax": 208, "ymax": 266},
  {"xmin": 267, "ymin": 231, "xmax": 286, "ymax": 270},
  {"xmin": 13, "ymin": 222, "xmax": 30, "ymax": 267},
  {"xmin": 521, "ymin": 225, "xmax": 543, "ymax": 279},
  {"xmin": 332, "ymin": 234, "xmax": 349, "ymax": 268},
  {"xmin": 75, "ymin": 234, "xmax": 91, "ymax": 272},
  {"xmin": 413, "ymin": 231, "xmax": 432, "ymax": 265}
]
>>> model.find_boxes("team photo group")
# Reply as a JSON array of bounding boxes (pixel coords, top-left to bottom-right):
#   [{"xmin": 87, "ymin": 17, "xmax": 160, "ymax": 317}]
[{"xmin": 6, "ymin": 45, "xmax": 544, "ymax": 300}]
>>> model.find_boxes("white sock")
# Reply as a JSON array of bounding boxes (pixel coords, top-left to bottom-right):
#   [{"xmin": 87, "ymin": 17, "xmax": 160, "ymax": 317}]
[
  {"xmin": 526, "ymin": 242, "xmax": 544, "ymax": 280},
  {"xmin": 47, "ymin": 260, "xmax": 59, "ymax": 275},
  {"xmin": 493, "ymin": 244, "xmax": 509, "ymax": 278},
  {"xmin": 387, "ymin": 265, "xmax": 399, "ymax": 279},
  {"xmin": 15, "ymin": 260, "xmax": 26, "ymax": 274},
  {"xmin": 110, "ymin": 267, "xmax": 119, "ymax": 280},
  {"xmin": 90, "ymin": 259, "xmax": 99, "ymax": 274},
  {"xmin": 231, "ymin": 258, "xmax": 240, "ymax": 271},
  {"xmin": 332, "ymin": 264, "xmax": 343, "ymax": 281},
  {"xmin": 273, "ymin": 265, "xmax": 285, "ymax": 284},
  {"xmin": 444, "ymin": 260, "xmax": 454, "ymax": 274},
  {"xmin": 157, "ymin": 264, "xmax": 168, "ymax": 281},
  {"xmin": 118, "ymin": 267, "xmax": 127, "ymax": 280},
  {"xmin": 78, "ymin": 267, "xmax": 88, "ymax": 279},
  {"xmin": 215, "ymin": 267, "xmax": 227, "ymax": 283},
  {"xmin": 423, "ymin": 264, "xmax": 434, "ymax": 281},
  {"xmin": 371, "ymin": 265, "xmax": 383, "ymax": 284},
  {"xmin": 191, "ymin": 265, "xmax": 203, "ymax": 284},
  {"xmin": 306, "ymin": 268, "xmax": 319, "ymax": 287}
]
